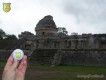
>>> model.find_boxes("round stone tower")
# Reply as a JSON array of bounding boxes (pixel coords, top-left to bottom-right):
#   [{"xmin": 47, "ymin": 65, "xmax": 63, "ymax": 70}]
[{"xmin": 35, "ymin": 15, "xmax": 57, "ymax": 36}]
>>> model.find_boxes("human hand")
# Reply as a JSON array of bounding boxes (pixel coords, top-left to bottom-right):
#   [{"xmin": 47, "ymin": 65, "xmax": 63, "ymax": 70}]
[{"xmin": 2, "ymin": 54, "xmax": 27, "ymax": 80}]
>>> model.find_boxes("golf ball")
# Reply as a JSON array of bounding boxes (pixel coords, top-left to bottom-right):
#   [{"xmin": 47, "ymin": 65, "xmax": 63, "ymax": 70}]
[{"xmin": 13, "ymin": 49, "xmax": 24, "ymax": 60}]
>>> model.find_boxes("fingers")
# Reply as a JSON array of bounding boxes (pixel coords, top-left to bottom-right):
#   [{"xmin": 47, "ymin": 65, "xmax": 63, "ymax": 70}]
[
  {"xmin": 4, "ymin": 54, "xmax": 13, "ymax": 72},
  {"xmin": 11, "ymin": 60, "xmax": 19, "ymax": 71},
  {"xmin": 3, "ymin": 54, "xmax": 15, "ymax": 78},
  {"xmin": 22, "ymin": 55, "xmax": 27, "ymax": 73},
  {"xmin": 15, "ymin": 56, "xmax": 27, "ymax": 80},
  {"xmin": 18, "ymin": 55, "xmax": 27, "ymax": 73}
]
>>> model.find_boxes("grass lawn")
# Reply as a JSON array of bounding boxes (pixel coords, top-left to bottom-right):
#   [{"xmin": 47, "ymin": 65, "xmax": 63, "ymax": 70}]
[
  {"xmin": 25, "ymin": 63, "xmax": 106, "ymax": 80},
  {"xmin": 0, "ymin": 62, "xmax": 106, "ymax": 80}
]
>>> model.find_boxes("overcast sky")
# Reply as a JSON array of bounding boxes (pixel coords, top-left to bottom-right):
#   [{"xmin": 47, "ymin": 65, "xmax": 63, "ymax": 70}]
[{"xmin": 0, "ymin": 0, "xmax": 106, "ymax": 37}]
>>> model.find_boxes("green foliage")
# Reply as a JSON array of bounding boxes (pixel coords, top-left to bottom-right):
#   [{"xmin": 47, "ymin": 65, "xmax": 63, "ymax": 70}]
[
  {"xmin": 57, "ymin": 27, "xmax": 68, "ymax": 35},
  {"xmin": 0, "ymin": 35, "xmax": 3, "ymax": 40},
  {"xmin": 0, "ymin": 29, "xmax": 5, "ymax": 40},
  {"xmin": 0, "ymin": 29, "xmax": 5, "ymax": 36},
  {"xmin": 0, "ymin": 29, "xmax": 17, "ymax": 40},
  {"xmin": 4, "ymin": 34, "xmax": 17, "ymax": 40}
]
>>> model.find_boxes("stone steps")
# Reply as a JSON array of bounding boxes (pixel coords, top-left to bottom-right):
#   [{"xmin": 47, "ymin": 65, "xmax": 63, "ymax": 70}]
[{"xmin": 29, "ymin": 49, "xmax": 57, "ymax": 64}]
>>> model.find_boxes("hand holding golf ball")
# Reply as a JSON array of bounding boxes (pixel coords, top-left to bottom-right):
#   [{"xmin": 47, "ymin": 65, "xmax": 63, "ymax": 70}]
[
  {"xmin": 13, "ymin": 49, "xmax": 24, "ymax": 60},
  {"xmin": 2, "ymin": 49, "xmax": 27, "ymax": 80}
]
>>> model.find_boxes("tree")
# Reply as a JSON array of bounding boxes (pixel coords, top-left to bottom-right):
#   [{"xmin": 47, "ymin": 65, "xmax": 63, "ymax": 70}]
[
  {"xmin": 0, "ymin": 29, "xmax": 6, "ymax": 40},
  {"xmin": 0, "ymin": 35, "xmax": 3, "ymax": 40},
  {"xmin": 57, "ymin": 27, "xmax": 68, "ymax": 35},
  {"xmin": 5, "ymin": 34, "xmax": 17, "ymax": 40},
  {"xmin": 0, "ymin": 29, "xmax": 17, "ymax": 40}
]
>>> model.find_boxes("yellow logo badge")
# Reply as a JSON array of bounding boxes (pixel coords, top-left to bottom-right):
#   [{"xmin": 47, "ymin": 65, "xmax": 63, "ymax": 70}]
[
  {"xmin": 3, "ymin": 2, "xmax": 11, "ymax": 12},
  {"xmin": 16, "ymin": 52, "xmax": 21, "ymax": 58}
]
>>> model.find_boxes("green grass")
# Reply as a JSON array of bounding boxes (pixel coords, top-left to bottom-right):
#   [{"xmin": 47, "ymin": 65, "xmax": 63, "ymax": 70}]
[
  {"xmin": 28, "ymin": 63, "xmax": 106, "ymax": 73},
  {"xmin": 26, "ymin": 63, "xmax": 106, "ymax": 80},
  {"xmin": 0, "ymin": 61, "xmax": 6, "ymax": 68},
  {"xmin": 0, "ymin": 61, "xmax": 106, "ymax": 80},
  {"xmin": 55, "ymin": 65, "xmax": 106, "ymax": 73}
]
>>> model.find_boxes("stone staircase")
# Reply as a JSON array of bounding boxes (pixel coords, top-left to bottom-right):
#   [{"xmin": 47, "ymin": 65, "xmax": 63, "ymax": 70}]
[{"xmin": 29, "ymin": 49, "xmax": 58, "ymax": 65}]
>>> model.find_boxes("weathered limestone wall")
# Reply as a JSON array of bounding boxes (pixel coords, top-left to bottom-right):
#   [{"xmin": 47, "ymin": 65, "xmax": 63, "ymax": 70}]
[
  {"xmin": 60, "ymin": 50, "xmax": 106, "ymax": 66},
  {"xmin": 1, "ymin": 49, "xmax": 106, "ymax": 66},
  {"xmin": 28, "ymin": 49, "xmax": 106, "ymax": 66}
]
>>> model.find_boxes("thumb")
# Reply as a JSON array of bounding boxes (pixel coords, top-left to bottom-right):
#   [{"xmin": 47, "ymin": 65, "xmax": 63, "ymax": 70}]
[{"xmin": 11, "ymin": 60, "xmax": 19, "ymax": 71}]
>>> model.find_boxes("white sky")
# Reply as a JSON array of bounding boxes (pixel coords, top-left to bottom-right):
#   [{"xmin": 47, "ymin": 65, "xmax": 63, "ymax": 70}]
[{"xmin": 0, "ymin": 0, "xmax": 106, "ymax": 37}]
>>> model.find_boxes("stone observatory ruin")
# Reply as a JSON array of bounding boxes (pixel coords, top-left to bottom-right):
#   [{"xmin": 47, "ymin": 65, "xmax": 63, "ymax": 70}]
[{"xmin": 1, "ymin": 15, "xmax": 106, "ymax": 66}]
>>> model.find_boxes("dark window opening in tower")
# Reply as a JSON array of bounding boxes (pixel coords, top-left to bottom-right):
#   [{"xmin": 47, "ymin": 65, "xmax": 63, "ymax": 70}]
[{"xmin": 42, "ymin": 32, "xmax": 45, "ymax": 35}]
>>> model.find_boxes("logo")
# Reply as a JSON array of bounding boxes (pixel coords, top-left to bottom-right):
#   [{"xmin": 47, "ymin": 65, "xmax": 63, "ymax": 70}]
[
  {"xmin": 3, "ymin": 2, "xmax": 11, "ymax": 12},
  {"xmin": 16, "ymin": 52, "xmax": 21, "ymax": 58}
]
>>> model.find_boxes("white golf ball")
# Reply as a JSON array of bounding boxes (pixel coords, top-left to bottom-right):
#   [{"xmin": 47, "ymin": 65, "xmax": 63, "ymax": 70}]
[{"xmin": 13, "ymin": 49, "xmax": 24, "ymax": 60}]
